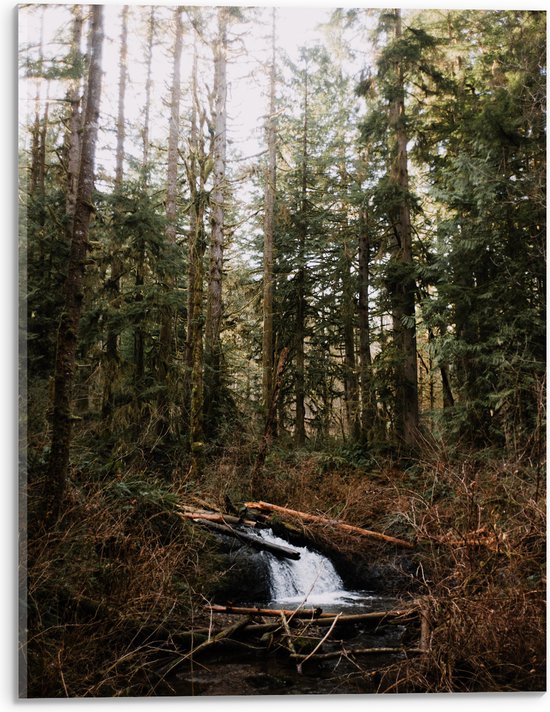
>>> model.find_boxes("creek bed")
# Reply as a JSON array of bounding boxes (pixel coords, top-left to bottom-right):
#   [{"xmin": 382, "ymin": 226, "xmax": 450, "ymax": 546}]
[{"xmin": 166, "ymin": 528, "xmax": 412, "ymax": 696}]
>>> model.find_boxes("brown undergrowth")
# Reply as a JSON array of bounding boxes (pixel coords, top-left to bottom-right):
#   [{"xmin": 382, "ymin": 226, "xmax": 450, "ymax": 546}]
[
  {"xmin": 23, "ymin": 471, "xmax": 224, "ymax": 697},
  {"xmin": 249, "ymin": 445, "xmax": 546, "ymax": 692},
  {"xmin": 22, "ymin": 442, "xmax": 546, "ymax": 695}
]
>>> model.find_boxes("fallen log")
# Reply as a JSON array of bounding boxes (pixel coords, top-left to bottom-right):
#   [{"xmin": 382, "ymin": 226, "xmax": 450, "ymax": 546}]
[
  {"xmin": 291, "ymin": 646, "xmax": 424, "ymax": 662},
  {"xmin": 208, "ymin": 605, "xmax": 416, "ymax": 626},
  {"xmin": 306, "ymin": 609, "xmax": 416, "ymax": 627},
  {"xmin": 244, "ymin": 501, "xmax": 414, "ymax": 549},
  {"xmin": 208, "ymin": 604, "xmax": 332, "ymax": 619},
  {"xmin": 187, "ymin": 617, "xmax": 253, "ymax": 658},
  {"xmin": 192, "ymin": 518, "xmax": 301, "ymax": 560},
  {"xmin": 177, "ymin": 511, "xmax": 258, "ymax": 527},
  {"xmin": 155, "ymin": 617, "xmax": 254, "ymax": 678}
]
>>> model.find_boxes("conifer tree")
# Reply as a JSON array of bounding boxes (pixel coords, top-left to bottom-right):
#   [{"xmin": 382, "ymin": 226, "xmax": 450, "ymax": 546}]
[
  {"xmin": 45, "ymin": 4, "xmax": 104, "ymax": 522},
  {"xmin": 204, "ymin": 6, "xmax": 228, "ymax": 436},
  {"xmin": 158, "ymin": 5, "xmax": 184, "ymax": 438},
  {"xmin": 261, "ymin": 7, "xmax": 277, "ymax": 422}
]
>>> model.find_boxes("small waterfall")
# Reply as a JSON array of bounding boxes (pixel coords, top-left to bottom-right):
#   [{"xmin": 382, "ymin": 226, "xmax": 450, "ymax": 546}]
[{"xmin": 257, "ymin": 529, "xmax": 362, "ymax": 607}]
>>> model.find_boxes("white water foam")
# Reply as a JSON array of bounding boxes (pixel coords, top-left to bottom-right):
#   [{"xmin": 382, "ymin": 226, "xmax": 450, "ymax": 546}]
[{"xmin": 257, "ymin": 529, "xmax": 369, "ymax": 607}]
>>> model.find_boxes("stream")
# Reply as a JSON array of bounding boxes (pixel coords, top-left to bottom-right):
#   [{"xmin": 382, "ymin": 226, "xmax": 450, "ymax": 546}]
[{"xmin": 170, "ymin": 528, "xmax": 408, "ymax": 696}]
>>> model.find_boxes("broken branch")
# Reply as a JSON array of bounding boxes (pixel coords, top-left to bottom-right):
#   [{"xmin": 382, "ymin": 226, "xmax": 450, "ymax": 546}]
[{"xmin": 244, "ymin": 501, "xmax": 414, "ymax": 549}]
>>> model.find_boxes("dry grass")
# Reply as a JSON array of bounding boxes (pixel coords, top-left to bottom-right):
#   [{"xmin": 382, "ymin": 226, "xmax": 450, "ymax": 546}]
[
  {"xmin": 22, "ymin": 438, "xmax": 546, "ymax": 696},
  {"xmin": 243, "ymin": 444, "xmax": 546, "ymax": 692},
  {"xmin": 23, "ymin": 471, "xmax": 220, "ymax": 697}
]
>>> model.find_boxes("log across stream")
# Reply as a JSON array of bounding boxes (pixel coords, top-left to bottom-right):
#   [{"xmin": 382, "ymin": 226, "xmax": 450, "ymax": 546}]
[{"xmin": 164, "ymin": 510, "xmax": 423, "ymax": 695}]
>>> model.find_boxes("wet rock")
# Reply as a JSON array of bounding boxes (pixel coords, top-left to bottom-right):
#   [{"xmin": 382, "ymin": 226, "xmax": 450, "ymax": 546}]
[{"xmin": 208, "ymin": 534, "xmax": 272, "ymax": 603}]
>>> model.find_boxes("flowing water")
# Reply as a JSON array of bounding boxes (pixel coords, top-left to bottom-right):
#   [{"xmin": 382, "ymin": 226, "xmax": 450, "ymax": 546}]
[
  {"xmin": 170, "ymin": 528, "xmax": 406, "ymax": 696},
  {"xmin": 257, "ymin": 528, "xmax": 377, "ymax": 610}
]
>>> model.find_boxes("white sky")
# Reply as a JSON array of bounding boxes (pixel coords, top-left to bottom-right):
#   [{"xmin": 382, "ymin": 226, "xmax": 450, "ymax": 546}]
[{"xmin": 19, "ymin": 3, "xmax": 336, "ymax": 177}]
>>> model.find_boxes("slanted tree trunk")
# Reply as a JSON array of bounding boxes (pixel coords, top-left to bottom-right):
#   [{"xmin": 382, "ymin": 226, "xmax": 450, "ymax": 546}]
[
  {"xmin": 387, "ymin": 8, "xmax": 419, "ymax": 448},
  {"xmin": 204, "ymin": 6, "xmax": 228, "ymax": 435},
  {"xmin": 45, "ymin": 5, "xmax": 103, "ymax": 523},
  {"xmin": 103, "ymin": 4, "xmax": 128, "ymax": 419},
  {"xmin": 158, "ymin": 6, "xmax": 183, "ymax": 437},
  {"xmin": 262, "ymin": 8, "xmax": 277, "ymax": 422}
]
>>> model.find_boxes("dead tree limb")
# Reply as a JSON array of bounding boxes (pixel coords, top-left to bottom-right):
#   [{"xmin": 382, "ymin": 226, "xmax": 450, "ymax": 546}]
[
  {"xmin": 419, "ymin": 606, "xmax": 431, "ymax": 653},
  {"xmin": 244, "ymin": 501, "xmax": 414, "ymax": 549},
  {"xmin": 208, "ymin": 605, "xmax": 416, "ymax": 625},
  {"xmin": 177, "ymin": 511, "xmax": 258, "ymax": 527},
  {"xmin": 291, "ymin": 646, "xmax": 424, "ymax": 662},
  {"xmin": 279, "ymin": 612, "xmax": 302, "ymax": 672},
  {"xmin": 208, "ymin": 604, "xmax": 328, "ymax": 618},
  {"xmin": 296, "ymin": 613, "xmax": 341, "ymax": 670},
  {"xmin": 192, "ymin": 518, "xmax": 301, "ymax": 560}
]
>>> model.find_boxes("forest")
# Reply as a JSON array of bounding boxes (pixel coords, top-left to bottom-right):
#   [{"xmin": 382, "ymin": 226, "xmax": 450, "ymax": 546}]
[{"xmin": 19, "ymin": 2, "xmax": 546, "ymax": 698}]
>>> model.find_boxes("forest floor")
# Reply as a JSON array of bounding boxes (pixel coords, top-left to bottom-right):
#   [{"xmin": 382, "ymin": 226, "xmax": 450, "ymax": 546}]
[{"xmin": 23, "ymin": 439, "xmax": 546, "ymax": 696}]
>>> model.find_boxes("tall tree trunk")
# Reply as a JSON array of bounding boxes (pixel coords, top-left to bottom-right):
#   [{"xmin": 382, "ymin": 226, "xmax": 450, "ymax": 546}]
[
  {"xmin": 103, "ymin": 4, "xmax": 128, "ymax": 419},
  {"xmin": 204, "ymin": 7, "xmax": 228, "ymax": 435},
  {"xmin": 45, "ymin": 5, "xmax": 103, "ymax": 523},
  {"xmin": 114, "ymin": 6, "xmax": 128, "ymax": 191},
  {"xmin": 30, "ymin": 8, "xmax": 49, "ymax": 244},
  {"xmin": 141, "ymin": 7, "xmax": 154, "ymax": 179},
  {"xmin": 388, "ymin": 8, "xmax": 419, "ymax": 448},
  {"xmin": 158, "ymin": 6, "xmax": 183, "ymax": 437},
  {"xmin": 262, "ymin": 8, "xmax": 277, "ymax": 421},
  {"xmin": 338, "ymin": 139, "xmax": 359, "ymax": 441},
  {"xmin": 134, "ymin": 7, "xmax": 155, "ymax": 388},
  {"xmin": 64, "ymin": 5, "xmax": 83, "ymax": 225},
  {"xmin": 342, "ymin": 239, "xmax": 359, "ymax": 440},
  {"xmin": 29, "ymin": 6, "xmax": 45, "ymax": 202},
  {"xmin": 186, "ymin": 35, "xmax": 207, "ymax": 476},
  {"xmin": 294, "ymin": 62, "xmax": 308, "ymax": 447},
  {"xmin": 358, "ymin": 207, "xmax": 373, "ymax": 445}
]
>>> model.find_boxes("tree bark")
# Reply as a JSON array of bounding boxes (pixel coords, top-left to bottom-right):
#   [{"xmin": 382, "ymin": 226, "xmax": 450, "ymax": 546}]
[
  {"xmin": 191, "ymin": 518, "xmax": 301, "ymax": 559},
  {"xmin": 158, "ymin": 6, "xmax": 183, "ymax": 437},
  {"xmin": 178, "ymin": 511, "xmax": 259, "ymax": 527},
  {"xmin": 186, "ymin": 32, "xmax": 207, "ymax": 476},
  {"xmin": 295, "ymin": 60, "xmax": 309, "ymax": 446},
  {"xmin": 45, "ymin": 5, "xmax": 103, "ymax": 523},
  {"xmin": 262, "ymin": 8, "xmax": 277, "ymax": 420},
  {"xmin": 64, "ymin": 5, "xmax": 83, "ymax": 225},
  {"xmin": 103, "ymin": 4, "xmax": 128, "ymax": 419},
  {"xmin": 342, "ymin": 236, "xmax": 360, "ymax": 441},
  {"xmin": 141, "ymin": 7, "xmax": 155, "ymax": 179},
  {"xmin": 205, "ymin": 7, "xmax": 228, "ymax": 434},
  {"xmin": 245, "ymin": 501, "xmax": 414, "ymax": 548},
  {"xmin": 358, "ymin": 207, "xmax": 374, "ymax": 445},
  {"xmin": 113, "ymin": 7, "xmax": 128, "ymax": 190},
  {"xmin": 133, "ymin": 7, "xmax": 155, "ymax": 387},
  {"xmin": 388, "ymin": 8, "xmax": 419, "ymax": 448},
  {"xmin": 208, "ymin": 604, "xmax": 415, "ymax": 624}
]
